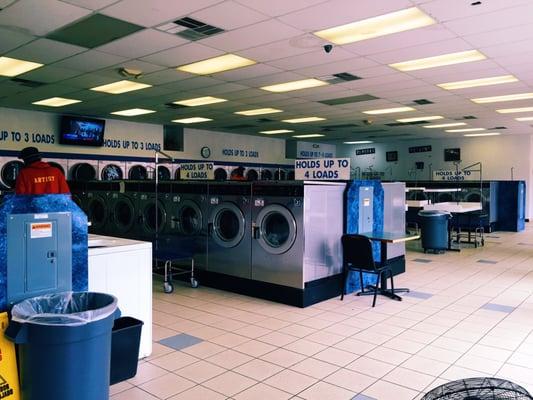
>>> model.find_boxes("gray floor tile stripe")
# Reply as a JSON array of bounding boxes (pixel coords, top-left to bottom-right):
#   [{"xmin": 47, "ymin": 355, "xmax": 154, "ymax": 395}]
[
  {"xmin": 405, "ymin": 291, "xmax": 434, "ymax": 299},
  {"xmin": 412, "ymin": 258, "xmax": 433, "ymax": 263},
  {"xmin": 352, "ymin": 395, "xmax": 377, "ymax": 400},
  {"xmin": 477, "ymin": 259, "xmax": 498, "ymax": 264},
  {"xmin": 158, "ymin": 333, "xmax": 203, "ymax": 350},
  {"xmin": 481, "ymin": 303, "xmax": 516, "ymax": 313}
]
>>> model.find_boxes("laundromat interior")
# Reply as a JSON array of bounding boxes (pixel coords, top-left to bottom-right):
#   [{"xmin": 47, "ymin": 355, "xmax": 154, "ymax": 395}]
[{"xmin": 2, "ymin": 1, "xmax": 533, "ymax": 400}]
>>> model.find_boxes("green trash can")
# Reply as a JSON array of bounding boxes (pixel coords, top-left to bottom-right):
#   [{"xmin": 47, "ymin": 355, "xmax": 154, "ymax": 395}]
[{"xmin": 5, "ymin": 292, "xmax": 120, "ymax": 400}]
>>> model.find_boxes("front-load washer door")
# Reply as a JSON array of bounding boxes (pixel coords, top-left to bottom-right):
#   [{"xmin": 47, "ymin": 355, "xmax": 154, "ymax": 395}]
[
  {"xmin": 1, "ymin": 160, "xmax": 24, "ymax": 188},
  {"xmin": 255, "ymin": 204, "xmax": 296, "ymax": 255},
  {"xmin": 113, "ymin": 197, "xmax": 135, "ymax": 234},
  {"xmin": 87, "ymin": 194, "xmax": 107, "ymax": 232},
  {"xmin": 176, "ymin": 200, "xmax": 203, "ymax": 236},
  {"xmin": 210, "ymin": 202, "xmax": 245, "ymax": 248},
  {"xmin": 143, "ymin": 199, "xmax": 167, "ymax": 234}
]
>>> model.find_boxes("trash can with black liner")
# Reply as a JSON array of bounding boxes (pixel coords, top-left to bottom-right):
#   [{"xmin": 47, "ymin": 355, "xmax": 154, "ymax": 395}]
[
  {"xmin": 418, "ymin": 210, "xmax": 452, "ymax": 252},
  {"xmin": 5, "ymin": 292, "xmax": 120, "ymax": 400},
  {"xmin": 110, "ymin": 316, "xmax": 144, "ymax": 385}
]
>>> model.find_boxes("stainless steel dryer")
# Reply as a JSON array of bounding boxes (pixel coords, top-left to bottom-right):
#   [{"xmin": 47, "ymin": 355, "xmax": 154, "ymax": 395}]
[
  {"xmin": 161, "ymin": 181, "xmax": 209, "ymax": 269},
  {"xmin": 86, "ymin": 181, "xmax": 118, "ymax": 235},
  {"xmin": 207, "ymin": 181, "xmax": 251, "ymax": 278},
  {"xmin": 0, "ymin": 159, "xmax": 24, "ymax": 189},
  {"xmin": 137, "ymin": 182, "xmax": 167, "ymax": 243},
  {"xmin": 109, "ymin": 181, "xmax": 138, "ymax": 239},
  {"xmin": 69, "ymin": 161, "xmax": 98, "ymax": 182},
  {"xmin": 68, "ymin": 180, "xmax": 87, "ymax": 212},
  {"xmin": 101, "ymin": 163, "xmax": 125, "ymax": 181},
  {"xmin": 251, "ymin": 181, "xmax": 345, "ymax": 289}
]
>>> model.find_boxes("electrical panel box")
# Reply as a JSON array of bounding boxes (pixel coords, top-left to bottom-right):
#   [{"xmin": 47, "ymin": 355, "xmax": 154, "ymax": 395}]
[
  {"xmin": 358, "ymin": 186, "xmax": 374, "ymax": 233},
  {"xmin": 7, "ymin": 212, "xmax": 72, "ymax": 307}
]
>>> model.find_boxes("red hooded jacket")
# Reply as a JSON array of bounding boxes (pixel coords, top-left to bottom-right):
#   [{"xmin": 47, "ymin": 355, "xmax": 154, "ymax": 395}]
[{"xmin": 15, "ymin": 161, "xmax": 70, "ymax": 195}]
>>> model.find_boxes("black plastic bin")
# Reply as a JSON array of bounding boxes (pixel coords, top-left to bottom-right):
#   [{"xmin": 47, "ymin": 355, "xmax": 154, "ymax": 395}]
[
  {"xmin": 5, "ymin": 292, "xmax": 119, "ymax": 400},
  {"xmin": 418, "ymin": 210, "xmax": 451, "ymax": 252},
  {"xmin": 110, "ymin": 316, "xmax": 144, "ymax": 385}
]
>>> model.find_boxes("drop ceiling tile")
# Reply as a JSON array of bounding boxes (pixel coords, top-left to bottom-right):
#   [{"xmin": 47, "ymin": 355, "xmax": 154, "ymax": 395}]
[
  {"xmin": 60, "ymin": 73, "xmax": 116, "ymax": 89},
  {"xmin": 160, "ymin": 76, "xmax": 225, "ymax": 92},
  {"xmin": 235, "ymin": 71, "xmax": 305, "ymax": 88},
  {"xmin": 406, "ymin": 59, "xmax": 501, "ymax": 79},
  {"xmin": 113, "ymin": 60, "xmax": 167, "ymax": 74},
  {"xmin": 221, "ymin": 88, "xmax": 268, "ymax": 100},
  {"xmin": 101, "ymin": 0, "xmax": 226, "ymax": 27},
  {"xmin": 141, "ymin": 42, "xmax": 223, "ymax": 68},
  {"xmin": 97, "ymin": 29, "xmax": 186, "ymax": 58},
  {"xmin": 191, "ymin": 1, "xmax": 268, "ymax": 30},
  {"xmin": 420, "ymin": 67, "xmax": 511, "ymax": 84},
  {"xmin": 18, "ymin": 65, "xmax": 82, "ymax": 83},
  {"xmin": 464, "ymin": 24, "xmax": 533, "ymax": 49},
  {"xmin": 234, "ymin": 0, "xmax": 327, "ymax": 17},
  {"xmin": 356, "ymin": 65, "xmax": 398, "ymax": 79},
  {"xmin": 368, "ymin": 37, "xmax": 474, "ymax": 64},
  {"xmin": 294, "ymin": 57, "xmax": 378, "ymax": 77},
  {"xmin": 200, "ymin": 19, "xmax": 303, "ymax": 52},
  {"xmin": 238, "ymin": 38, "xmax": 317, "ymax": 63},
  {"xmin": 267, "ymin": 47, "xmax": 357, "ymax": 71},
  {"xmin": 278, "ymin": 0, "xmax": 412, "ymax": 31},
  {"xmin": 215, "ymin": 64, "xmax": 283, "ymax": 82},
  {"xmin": 0, "ymin": 81, "xmax": 34, "ymax": 98},
  {"xmin": 0, "ymin": 0, "xmax": 91, "ymax": 36},
  {"xmin": 344, "ymin": 25, "xmax": 456, "ymax": 56},
  {"xmin": 481, "ymin": 39, "xmax": 533, "ymax": 59},
  {"xmin": 444, "ymin": 2, "xmax": 533, "ymax": 36},
  {"xmin": 193, "ymin": 82, "xmax": 251, "ymax": 96},
  {"xmin": 0, "ymin": 27, "xmax": 35, "ymax": 53},
  {"xmin": 53, "ymin": 50, "xmax": 128, "ymax": 72},
  {"xmin": 65, "ymin": 89, "xmax": 108, "ymax": 101},
  {"xmin": 141, "ymin": 69, "xmax": 190, "ymax": 85},
  {"xmin": 7, "ymin": 38, "xmax": 86, "ymax": 64},
  {"xmin": 59, "ymin": 0, "xmax": 119, "ymax": 9}
]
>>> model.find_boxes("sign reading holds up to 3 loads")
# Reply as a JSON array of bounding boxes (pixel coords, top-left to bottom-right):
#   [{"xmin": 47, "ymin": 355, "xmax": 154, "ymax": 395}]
[
  {"xmin": 294, "ymin": 158, "xmax": 350, "ymax": 180},
  {"xmin": 179, "ymin": 163, "xmax": 214, "ymax": 180}
]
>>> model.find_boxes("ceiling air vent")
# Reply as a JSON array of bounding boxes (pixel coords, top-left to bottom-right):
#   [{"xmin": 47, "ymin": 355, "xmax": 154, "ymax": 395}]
[
  {"xmin": 10, "ymin": 78, "xmax": 46, "ymax": 88},
  {"xmin": 463, "ymin": 115, "xmax": 477, "ymax": 119},
  {"xmin": 164, "ymin": 102, "xmax": 187, "ymax": 109},
  {"xmin": 319, "ymin": 94, "xmax": 378, "ymax": 106},
  {"xmin": 321, "ymin": 72, "xmax": 362, "ymax": 84},
  {"xmin": 223, "ymin": 124, "xmax": 256, "ymax": 129},
  {"xmin": 386, "ymin": 121, "xmax": 427, "ymax": 127},
  {"xmin": 257, "ymin": 118, "xmax": 275, "ymax": 122},
  {"xmin": 491, "ymin": 126, "xmax": 507, "ymax": 130},
  {"xmin": 158, "ymin": 17, "xmax": 224, "ymax": 41},
  {"xmin": 413, "ymin": 99, "xmax": 433, "ymax": 105}
]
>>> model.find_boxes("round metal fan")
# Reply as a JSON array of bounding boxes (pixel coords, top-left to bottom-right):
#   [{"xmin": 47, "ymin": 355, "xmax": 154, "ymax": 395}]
[{"xmin": 423, "ymin": 378, "xmax": 532, "ymax": 400}]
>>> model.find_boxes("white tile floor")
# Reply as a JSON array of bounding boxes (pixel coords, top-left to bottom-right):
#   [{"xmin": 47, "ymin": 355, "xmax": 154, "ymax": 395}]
[{"xmin": 112, "ymin": 228, "xmax": 533, "ymax": 399}]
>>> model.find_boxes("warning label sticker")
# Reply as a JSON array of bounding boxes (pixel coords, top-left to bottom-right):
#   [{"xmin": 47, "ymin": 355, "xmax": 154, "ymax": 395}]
[{"xmin": 30, "ymin": 222, "xmax": 52, "ymax": 239}]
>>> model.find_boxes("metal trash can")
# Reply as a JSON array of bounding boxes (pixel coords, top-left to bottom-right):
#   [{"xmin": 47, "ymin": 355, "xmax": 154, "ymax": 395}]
[
  {"xmin": 5, "ymin": 292, "xmax": 120, "ymax": 400},
  {"xmin": 418, "ymin": 210, "xmax": 451, "ymax": 253}
]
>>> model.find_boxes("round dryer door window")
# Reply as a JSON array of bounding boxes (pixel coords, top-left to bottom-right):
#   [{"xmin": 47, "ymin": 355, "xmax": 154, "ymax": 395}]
[
  {"xmin": 177, "ymin": 200, "xmax": 203, "ymax": 235},
  {"xmin": 214, "ymin": 168, "xmax": 227, "ymax": 181},
  {"xmin": 87, "ymin": 196, "xmax": 107, "ymax": 230},
  {"xmin": 261, "ymin": 170, "xmax": 272, "ymax": 181},
  {"xmin": 143, "ymin": 200, "xmax": 166, "ymax": 233},
  {"xmin": 246, "ymin": 169, "xmax": 258, "ymax": 181},
  {"xmin": 72, "ymin": 163, "xmax": 96, "ymax": 181},
  {"xmin": 129, "ymin": 165, "xmax": 148, "ymax": 180},
  {"xmin": 157, "ymin": 166, "xmax": 171, "ymax": 181},
  {"xmin": 113, "ymin": 197, "xmax": 135, "ymax": 232},
  {"xmin": 101, "ymin": 164, "xmax": 123, "ymax": 181},
  {"xmin": 210, "ymin": 202, "xmax": 245, "ymax": 248},
  {"xmin": 1, "ymin": 160, "xmax": 24, "ymax": 188},
  {"xmin": 256, "ymin": 204, "xmax": 296, "ymax": 254}
]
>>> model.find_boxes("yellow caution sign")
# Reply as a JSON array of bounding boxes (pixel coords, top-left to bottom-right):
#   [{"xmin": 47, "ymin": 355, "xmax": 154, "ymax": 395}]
[{"xmin": 0, "ymin": 313, "xmax": 19, "ymax": 399}]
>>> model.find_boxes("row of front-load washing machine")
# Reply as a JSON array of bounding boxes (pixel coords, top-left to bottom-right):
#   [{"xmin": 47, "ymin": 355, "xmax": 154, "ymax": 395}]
[
  {"xmin": 70, "ymin": 180, "xmax": 345, "ymax": 291},
  {"xmin": 0, "ymin": 156, "xmax": 294, "ymax": 189}
]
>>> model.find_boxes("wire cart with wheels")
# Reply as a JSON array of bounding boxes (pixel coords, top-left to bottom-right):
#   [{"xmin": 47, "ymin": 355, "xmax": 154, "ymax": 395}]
[{"xmin": 153, "ymin": 247, "xmax": 198, "ymax": 294}]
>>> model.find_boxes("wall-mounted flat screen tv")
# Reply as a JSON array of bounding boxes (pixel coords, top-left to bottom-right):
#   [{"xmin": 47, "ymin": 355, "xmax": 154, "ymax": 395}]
[
  {"xmin": 59, "ymin": 116, "xmax": 105, "ymax": 146},
  {"xmin": 444, "ymin": 148, "xmax": 461, "ymax": 162}
]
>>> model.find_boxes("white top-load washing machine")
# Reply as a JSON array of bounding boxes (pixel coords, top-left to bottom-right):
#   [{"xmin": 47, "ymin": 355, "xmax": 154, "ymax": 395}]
[{"xmin": 250, "ymin": 181, "xmax": 345, "ymax": 289}]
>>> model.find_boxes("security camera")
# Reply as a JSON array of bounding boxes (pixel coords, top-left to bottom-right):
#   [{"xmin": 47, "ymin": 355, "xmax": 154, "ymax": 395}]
[
  {"xmin": 323, "ymin": 44, "xmax": 333, "ymax": 53},
  {"xmin": 363, "ymin": 119, "xmax": 373, "ymax": 125}
]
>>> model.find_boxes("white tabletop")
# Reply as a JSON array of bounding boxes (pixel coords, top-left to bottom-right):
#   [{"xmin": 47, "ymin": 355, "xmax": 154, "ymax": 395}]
[
  {"xmin": 424, "ymin": 188, "xmax": 462, "ymax": 193},
  {"xmin": 407, "ymin": 200, "xmax": 430, "ymax": 207},
  {"xmin": 423, "ymin": 202, "xmax": 482, "ymax": 213}
]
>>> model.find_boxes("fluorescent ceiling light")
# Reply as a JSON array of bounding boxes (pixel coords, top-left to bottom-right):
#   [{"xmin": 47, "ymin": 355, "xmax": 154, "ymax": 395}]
[
  {"xmin": 32, "ymin": 97, "xmax": 81, "ymax": 107},
  {"xmin": 390, "ymin": 50, "xmax": 486, "ymax": 72},
  {"xmin": 177, "ymin": 54, "xmax": 256, "ymax": 75},
  {"xmin": 0, "ymin": 56, "xmax": 43, "ymax": 77},
  {"xmin": 173, "ymin": 96, "xmax": 227, "ymax": 107},
  {"xmin": 111, "ymin": 108, "xmax": 156, "ymax": 116},
  {"xmin": 471, "ymin": 92, "xmax": 533, "ymax": 104},
  {"xmin": 293, "ymin": 134, "xmax": 325, "ymax": 138},
  {"xmin": 172, "ymin": 117, "xmax": 213, "ymax": 124},
  {"xmin": 235, "ymin": 108, "xmax": 282, "ymax": 116},
  {"xmin": 344, "ymin": 140, "xmax": 374, "ymax": 144},
  {"xmin": 259, "ymin": 129, "xmax": 293, "ymax": 134},
  {"xmin": 445, "ymin": 128, "xmax": 485, "ymax": 133},
  {"xmin": 515, "ymin": 116, "xmax": 533, "ymax": 121},
  {"xmin": 90, "ymin": 80, "xmax": 152, "ymax": 94},
  {"xmin": 464, "ymin": 132, "xmax": 501, "ymax": 137},
  {"xmin": 396, "ymin": 115, "xmax": 443, "ymax": 123},
  {"xmin": 363, "ymin": 106, "xmax": 415, "ymax": 115},
  {"xmin": 423, "ymin": 122, "xmax": 467, "ymax": 129},
  {"xmin": 261, "ymin": 78, "xmax": 328, "ymax": 93},
  {"xmin": 282, "ymin": 117, "xmax": 326, "ymax": 123},
  {"xmin": 314, "ymin": 7, "xmax": 435, "ymax": 45},
  {"xmin": 496, "ymin": 106, "xmax": 533, "ymax": 114},
  {"xmin": 438, "ymin": 75, "xmax": 518, "ymax": 90}
]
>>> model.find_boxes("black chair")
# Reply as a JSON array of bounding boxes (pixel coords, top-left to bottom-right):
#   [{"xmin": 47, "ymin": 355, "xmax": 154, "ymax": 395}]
[{"xmin": 340, "ymin": 234, "xmax": 398, "ymax": 307}]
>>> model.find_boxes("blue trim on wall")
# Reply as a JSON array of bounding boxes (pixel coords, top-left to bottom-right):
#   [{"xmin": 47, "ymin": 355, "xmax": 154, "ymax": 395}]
[{"xmin": 0, "ymin": 149, "xmax": 293, "ymax": 168}]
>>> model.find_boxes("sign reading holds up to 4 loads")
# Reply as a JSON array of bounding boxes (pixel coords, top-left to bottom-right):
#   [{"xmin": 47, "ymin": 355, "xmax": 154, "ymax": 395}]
[
  {"xmin": 294, "ymin": 158, "xmax": 350, "ymax": 180},
  {"xmin": 180, "ymin": 162, "xmax": 214, "ymax": 180},
  {"xmin": 433, "ymin": 169, "xmax": 475, "ymax": 181}
]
